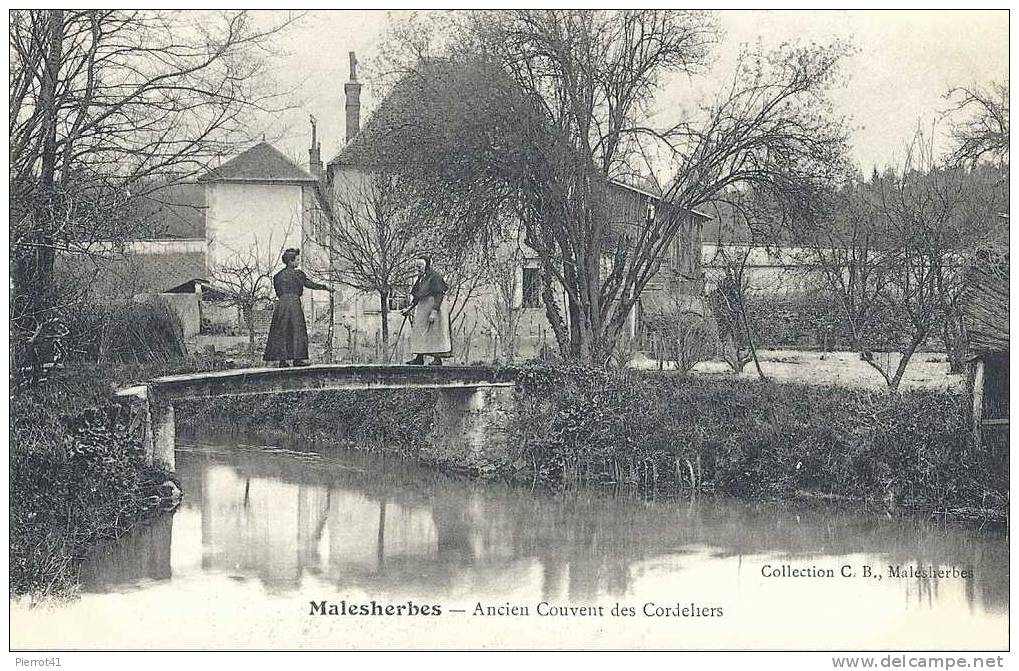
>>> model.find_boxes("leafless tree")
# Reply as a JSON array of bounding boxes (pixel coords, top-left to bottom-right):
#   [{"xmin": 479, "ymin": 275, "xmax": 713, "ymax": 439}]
[
  {"xmin": 798, "ymin": 174, "xmax": 896, "ymax": 359},
  {"xmin": 466, "ymin": 10, "xmax": 719, "ymax": 365},
  {"xmin": 477, "ymin": 241, "xmax": 528, "ymax": 364},
  {"xmin": 864, "ymin": 129, "xmax": 973, "ymax": 389},
  {"xmin": 320, "ymin": 171, "xmax": 419, "ymax": 355},
  {"xmin": 209, "ymin": 241, "xmax": 279, "ymax": 358},
  {"xmin": 791, "ymin": 141, "xmax": 1004, "ymax": 388},
  {"xmin": 367, "ymin": 11, "xmax": 849, "ymax": 366},
  {"xmin": 706, "ymin": 245, "xmax": 767, "ymax": 380},
  {"xmin": 10, "ymin": 9, "xmax": 298, "ymax": 324},
  {"xmin": 946, "ymin": 81, "xmax": 1009, "ymax": 167},
  {"xmin": 433, "ymin": 239, "xmax": 492, "ymax": 336}
]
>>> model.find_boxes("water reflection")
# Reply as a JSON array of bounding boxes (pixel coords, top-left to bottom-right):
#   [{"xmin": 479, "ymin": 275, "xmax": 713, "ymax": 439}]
[
  {"xmin": 78, "ymin": 514, "xmax": 174, "ymax": 589},
  {"xmin": 13, "ymin": 431, "xmax": 991, "ymax": 649},
  {"xmin": 78, "ymin": 437, "xmax": 1008, "ymax": 621}
]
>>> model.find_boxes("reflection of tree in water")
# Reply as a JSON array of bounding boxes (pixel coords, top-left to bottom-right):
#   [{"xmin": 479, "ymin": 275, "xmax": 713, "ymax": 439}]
[
  {"xmin": 92, "ymin": 437, "xmax": 1007, "ymax": 614},
  {"xmin": 78, "ymin": 513, "xmax": 174, "ymax": 591}
]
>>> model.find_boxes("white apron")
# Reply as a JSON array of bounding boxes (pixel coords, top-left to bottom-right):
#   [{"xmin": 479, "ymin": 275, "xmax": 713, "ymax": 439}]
[{"xmin": 409, "ymin": 295, "xmax": 452, "ymax": 356}]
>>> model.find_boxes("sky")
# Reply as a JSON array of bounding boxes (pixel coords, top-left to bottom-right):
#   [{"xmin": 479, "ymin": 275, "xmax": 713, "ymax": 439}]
[{"xmin": 253, "ymin": 10, "xmax": 1009, "ymax": 176}]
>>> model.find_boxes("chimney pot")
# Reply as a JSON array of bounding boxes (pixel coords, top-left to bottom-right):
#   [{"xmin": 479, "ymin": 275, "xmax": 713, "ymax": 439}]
[{"xmin": 308, "ymin": 114, "xmax": 322, "ymax": 180}]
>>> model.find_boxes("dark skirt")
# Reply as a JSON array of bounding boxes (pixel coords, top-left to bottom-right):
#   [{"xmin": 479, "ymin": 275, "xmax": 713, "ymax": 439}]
[{"xmin": 263, "ymin": 295, "xmax": 309, "ymax": 361}]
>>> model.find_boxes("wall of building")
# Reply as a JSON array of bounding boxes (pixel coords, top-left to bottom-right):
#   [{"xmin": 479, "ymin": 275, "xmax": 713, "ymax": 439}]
[
  {"xmin": 701, "ymin": 244, "xmax": 824, "ymax": 296},
  {"xmin": 300, "ymin": 183, "xmax": 331, "ymax": 324},
  {"xmin": 204, "ymin": 180, "xmax": 332, "ymax": 327},
  {"xmin": 205, "ymin": 181, "xmax": 304, "ymax": 272},
  {"xmin": 161, "ymin": 293, "xmax": 201, "ymax": 339}
]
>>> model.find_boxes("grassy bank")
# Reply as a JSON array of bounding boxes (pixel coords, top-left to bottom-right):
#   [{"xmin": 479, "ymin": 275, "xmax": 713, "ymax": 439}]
[
  {"xmin": 176, "ymin": 366, "xmax": 1006, "ymax": 521},
  {"xmin": 510, "ymin": 368, "xmax": 1005, "ymax": 517}
]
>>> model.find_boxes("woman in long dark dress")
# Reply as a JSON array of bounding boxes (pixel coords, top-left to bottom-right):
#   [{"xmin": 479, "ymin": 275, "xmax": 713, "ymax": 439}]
[{"xmin": 264, "ymin": 248, "xmax": 330, "ymax": 367}]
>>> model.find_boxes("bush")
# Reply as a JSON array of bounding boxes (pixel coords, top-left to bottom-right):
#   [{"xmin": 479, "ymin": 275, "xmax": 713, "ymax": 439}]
[
  {"xmin": 71, "ymin": 297, "xmax": 187, "ymax": 364},
  {"xmin": 12, "ymin": 298, "xmax": 187, "ymax": 392},
  {"xmin": 643, "ymin": 314, "xmax": 717, "ymax": 373},
  {"xmin": 508, "ymin": 366, "xmax": 995, "ymax": 510},
  {"xmin": 727, "ymin": 292, "xmax": 940, "ymax": 352},
  {"xmin": 10, "ymin": 389, "xmax": 175, "ymax": 596}
]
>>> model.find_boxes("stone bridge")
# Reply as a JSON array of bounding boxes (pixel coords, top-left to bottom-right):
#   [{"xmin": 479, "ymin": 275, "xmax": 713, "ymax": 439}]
[{"xmin": 116, "ymin": 365, "xmax": 518, "ymax": 471}]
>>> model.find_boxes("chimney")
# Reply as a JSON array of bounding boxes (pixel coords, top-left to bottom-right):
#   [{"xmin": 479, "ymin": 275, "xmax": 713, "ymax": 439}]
[
  {"xmin": 308, "ymin": 114, "xmax": 323, "ymax": 180},
  {"xmin": 344, "ymin": 51, "xmax": 361, "ymax": 144}
]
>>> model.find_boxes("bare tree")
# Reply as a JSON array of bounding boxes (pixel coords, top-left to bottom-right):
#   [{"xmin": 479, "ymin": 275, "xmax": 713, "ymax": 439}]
[
  {"xmin": 10, "ymin": 9, "xmax": 297, "ymax": 324},
  {"xmin": 706, "ymin": 245, "xmax": 766, "ymax": 380},
  {"xmin": 321, "ymin": 171, "xmax": 419, "ymax": 356},
  {"xmin": 942, "ymin": 82, "xmax": 1009, "ymax": 371},
  {"xmin": 788, "ymin": 137, "xmax": 1004, "ymax": 388},
  {"xmin": 798, "ymin": 173, "xmax": 895, "ymax": 359},
  {"xmin": 209, "ymin": 241, "xmax": 278, "ymax": 358},
  {"xmin": 477, "ymin": 241, "xmax": 528, "ymax": 364},
  {"xmin": 946, "ymin": 81, "xmax": 1009, "ymax": 167},
  {"xmin": 432, "ymin": 239, "xmax": 491, "ymax": 336},
  {"xmin": 465, "ymin": 10, "xmax": 719, "ymax": 365},
  {"xmin": 864, "ymin": 129, "xmax": 972, "ymax": 389},
  {"xmin": 364, "ymin": 11, "xmax": 849, "ymax": 366}
]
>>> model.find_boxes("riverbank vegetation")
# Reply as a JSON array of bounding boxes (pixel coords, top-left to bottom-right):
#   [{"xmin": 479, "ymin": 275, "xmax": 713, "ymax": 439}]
[
  {"xmin": 509, "ymin": 368, "xmax": 1004, "ymax": 518},
  {"xmin": 9, "ymin": 299, "xmax": 220, "ymax": 598},
  {"xmin": 176, "ymin": 366, "xmax": 1006, "ymax": 522},
  {"xmin": 10, "ymin": 367, "xmax": 176, "ymax": 597}
]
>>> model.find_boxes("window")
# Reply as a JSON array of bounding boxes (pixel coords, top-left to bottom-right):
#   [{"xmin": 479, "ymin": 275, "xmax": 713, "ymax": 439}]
[{"xmin": 521, "ymin": 267, "xmax": 541, "ymax": 308}]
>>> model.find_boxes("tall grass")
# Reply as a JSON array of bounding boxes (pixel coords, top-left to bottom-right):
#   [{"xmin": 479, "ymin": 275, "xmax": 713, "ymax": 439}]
[{"xmin": 508, "ymin": 367, "xmax": 1004, "ymax": 515}]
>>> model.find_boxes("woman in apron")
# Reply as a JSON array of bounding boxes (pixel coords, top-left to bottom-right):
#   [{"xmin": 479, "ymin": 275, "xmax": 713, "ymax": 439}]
[{"xmin": 402, "ymin": 255, "xmax": 452, "ymax": 365}]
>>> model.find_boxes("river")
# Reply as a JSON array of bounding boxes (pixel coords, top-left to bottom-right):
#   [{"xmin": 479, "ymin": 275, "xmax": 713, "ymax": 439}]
[{"xmin": 10, "ymin": 433, "xmax": 1008, "ymax": 650}]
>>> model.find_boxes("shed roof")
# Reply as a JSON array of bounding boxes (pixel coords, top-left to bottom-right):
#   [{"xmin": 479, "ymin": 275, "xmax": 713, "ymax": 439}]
[
  {"xmin": 963, "ymin": 245, "xmax": 1009, "ymax": 357},
  {"xmin": 57, "ymin": 251, "xmax": 208, "ymax": 299}
]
